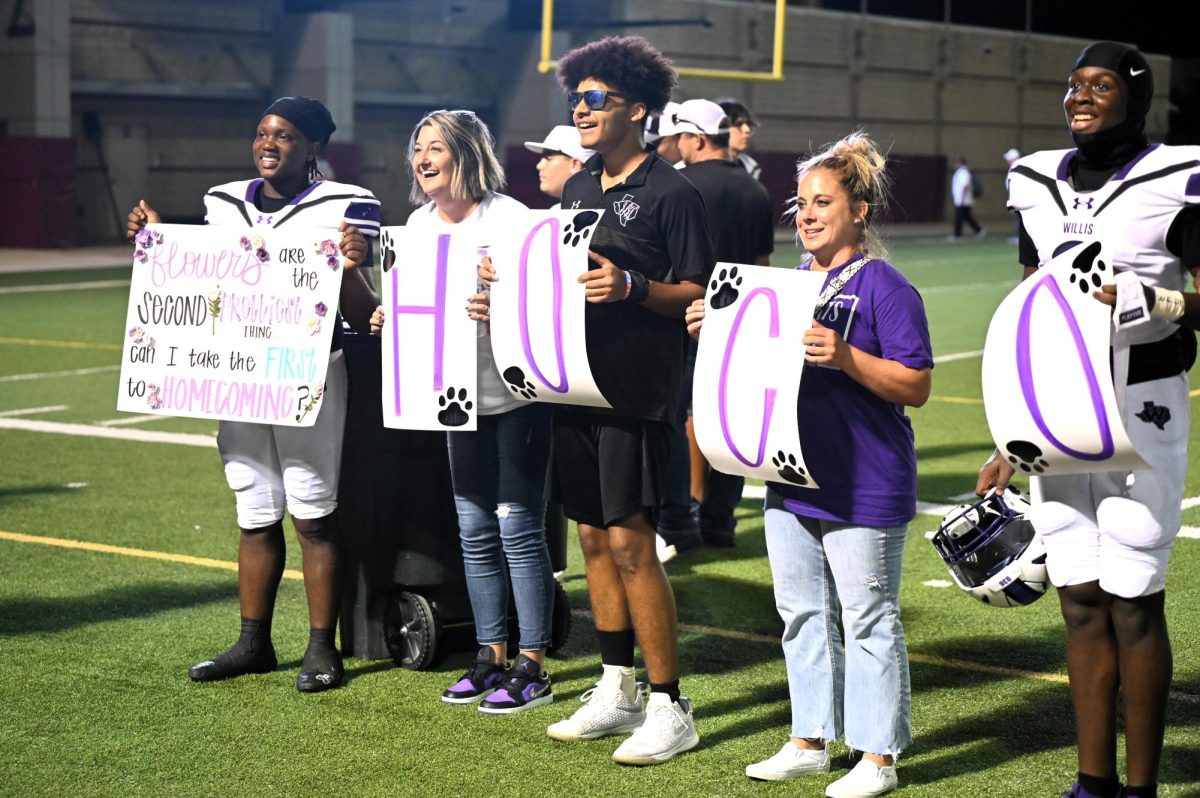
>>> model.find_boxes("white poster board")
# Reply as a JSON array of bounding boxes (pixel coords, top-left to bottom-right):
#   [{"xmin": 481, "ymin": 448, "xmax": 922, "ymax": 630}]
[
  {"xmin": 982, "ymin": 239, "xmax": 1147, "ymax": 475},
  {"xmin": 379, "ymin": 225, "xmax": 479, "ymax": 430},
  {"xmin": 693, "ymin": 263, "xmax": 826, "ymax": 486},
  {"xmin": 487, "ymin": 209, "xmax": 611, "ymax": 407},
  {"xmin": 117, "ymin": 224, "xmax": 343, "ymax": 426}
]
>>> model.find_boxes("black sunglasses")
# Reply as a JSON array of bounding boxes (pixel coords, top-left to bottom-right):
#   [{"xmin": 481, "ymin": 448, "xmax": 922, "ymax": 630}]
[{"xmin": 567, "ymin": 90, "xmax": 630, "ymax": 111}]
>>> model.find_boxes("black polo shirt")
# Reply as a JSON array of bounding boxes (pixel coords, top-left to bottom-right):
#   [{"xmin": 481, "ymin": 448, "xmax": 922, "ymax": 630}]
[
  {"xmin": 560, "ymin": 150, "xmax": 715, "ymax": 422},
  {"xmin": 680, "ymin": 158, "xmax": 774, "ymax": 264}
]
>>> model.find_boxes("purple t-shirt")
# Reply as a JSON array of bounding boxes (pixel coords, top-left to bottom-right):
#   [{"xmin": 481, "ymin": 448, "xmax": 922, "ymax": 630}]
[{"xmin": 769, "ymin": 257, "xmax": 933, "ymax": 527}]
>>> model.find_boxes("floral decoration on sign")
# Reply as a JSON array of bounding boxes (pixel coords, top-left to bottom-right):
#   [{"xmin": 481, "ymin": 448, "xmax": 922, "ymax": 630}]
[
  {"xmin": 207, "ymin": 285, "xmax": 221, "ymax": 335},
  {"xmin": 133, "ymin": 228, "xmax": 163, "ymax": 264},
  {"xmin": 295, "ymin": 383, "xmax": 325, "ymax": 423},
  {"xmin": 315, "ymin": 239, "xmax": 340, "ymax": 270}
]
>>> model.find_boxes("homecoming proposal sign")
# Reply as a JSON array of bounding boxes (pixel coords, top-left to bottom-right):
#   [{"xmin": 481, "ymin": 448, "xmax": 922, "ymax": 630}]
[
  {"xmin": 693, "ymin": 264, "xmax": 825, "ymax": 486},
  {"xmin": 379, "ymin": 225, "xmax": 479, "ymax": 431},
  {"xmin": 487, "ymin": 210, "xmax": 610, "ymax": 408},
  {"xmin": 982, "ymin": 240, "xmax": 1147, "ymax": 475},
  {"xmin": 117, "ymin": 224, "xmax": 344, "ymax": 426}
]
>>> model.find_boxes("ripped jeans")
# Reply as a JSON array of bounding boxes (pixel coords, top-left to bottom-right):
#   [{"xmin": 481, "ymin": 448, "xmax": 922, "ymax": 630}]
[
  {"xmin": 764, "ymin": 509, "xmax": 912, "ymax": 756},
  {"xmin": 447, "ymin": 402, "xmax": 554, "ymax": 650}
]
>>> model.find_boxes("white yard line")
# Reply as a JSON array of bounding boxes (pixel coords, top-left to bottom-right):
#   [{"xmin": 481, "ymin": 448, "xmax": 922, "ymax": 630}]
[
  {"xmin": 96, "ymin": 415, "xmax": 165, "ymax": 427},
  {"xmin": 0, "ymin": 279, "xmax": 129, "ymax": 294},
  {"xmin": 933, "ymin": 349, "xmax": 984, "ymax": 364},
  {"xmin": 0, "ymin": 365, "xmax": 120, "ymax": 383},
  {"xmin": 919, "ymin": 280, "xmax": 1013, "ymax": 295},
  {"xmin": 0, "ymin": 405, "xmax": 69, "ymax": 418},
  {"xmin": 0, "ymin": 418, "xmax": 215, "ymax": 448}
]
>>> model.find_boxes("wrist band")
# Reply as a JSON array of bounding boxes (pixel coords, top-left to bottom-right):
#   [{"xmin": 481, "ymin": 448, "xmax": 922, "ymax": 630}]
[
  {"xmin": 1150, "ymin": 287, "xmax": 1185, "ymax": 321},
  {"xmin": 627, "ymin": 270, "xmax": 650, "ymax": 304},
  {"xmin": 623, "ymin": 269, "xmax": 632, "ymax": 300}
]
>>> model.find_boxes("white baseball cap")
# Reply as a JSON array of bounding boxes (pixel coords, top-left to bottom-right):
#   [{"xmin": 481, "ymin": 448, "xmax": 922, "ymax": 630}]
[
  {"xmin": 645, "ymin": 101, "xmax": 684, "ymax": 143},
  {"xmin": 671, "ymin": 99, "xmax": 731, "ymax": 137},
  {"xmin": 524, "ymin": 125, "xmax": 595, "ymax": 163},
  {"xmin": 1003, "ymin": 148, "xmax": 1021, "ymax": 163}
]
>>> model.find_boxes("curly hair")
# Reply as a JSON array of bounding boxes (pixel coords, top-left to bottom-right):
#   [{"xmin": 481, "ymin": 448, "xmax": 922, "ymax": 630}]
[{"xmin": 556, "ymin": 36, "xmax": 676, "ymax": 114}]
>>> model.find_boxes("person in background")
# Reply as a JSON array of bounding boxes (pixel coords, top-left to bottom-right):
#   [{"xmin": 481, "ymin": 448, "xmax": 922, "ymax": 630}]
[
  {"xmin": 948, "ymin": 156, "xmax": 986, "ymax": 240},
  {"xmin": 658, "ymin": 98, "xmax": 773, "ymax": 552},
  {"xmin": 716, "ymin": 97, "xmax": 762, "ymax": 180},
  {"xmin": 688, "ymin": 131, "xmax": 929, "ymax": 797},
  {"xmin": 644, "ymin": 100, "xmax": 684, "ymax": 167},
  {"xmin": 1003, "ymin": 147, "xmax": 1021, "ymax": 244},
  {"xmin": 371, "ymin": 110, "xmax": 557, "ymax": 715},
  {"xmin": 126, "ymin": 96, "xmax": 379, "ymax": 694},
  {"xmin": 978, "ymin": 42, "xmax": 1200, "ymax": 798},
  {"xmin": 524, "ymin": 124, "xmax": 595, "ymax": 207}
]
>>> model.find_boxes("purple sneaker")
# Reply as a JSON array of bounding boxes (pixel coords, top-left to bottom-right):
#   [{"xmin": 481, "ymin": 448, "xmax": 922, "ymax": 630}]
[
  {"xmin": 478, "ymin": 653, "xmax": 553, "ymax": 715},
  {"xmin": 441, "ymin": 647, "xmax": 506, "ymax": 704}
]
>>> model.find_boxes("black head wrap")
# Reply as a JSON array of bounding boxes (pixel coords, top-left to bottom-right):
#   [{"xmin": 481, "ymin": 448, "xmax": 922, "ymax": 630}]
[
  {"xmin": 260, "ymin": 96, "xmax": 336, "ymax": 147},
  {"xmin": 1069, "ymin": 42, "xmax": 1152, "ymax": 172}
]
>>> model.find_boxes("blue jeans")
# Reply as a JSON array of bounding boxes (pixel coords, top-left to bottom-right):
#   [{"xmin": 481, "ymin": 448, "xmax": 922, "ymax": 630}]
[
  {"xmin": 447, "ymin": 403, "xmax": 554, "ymax": 650},
  {"xmin": 764, "ymin": 508, "xmax": 912, "ymax": 755}
]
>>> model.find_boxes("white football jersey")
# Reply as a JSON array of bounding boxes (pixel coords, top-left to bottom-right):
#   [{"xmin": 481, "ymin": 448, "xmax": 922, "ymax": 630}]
[
  {"xmin": 1007, "ymin": 144, "xmax": 1200, "ymax": 345},
  {"xmin": 204, "ymin": 178, "xmax": 381, "ymax": 238}
]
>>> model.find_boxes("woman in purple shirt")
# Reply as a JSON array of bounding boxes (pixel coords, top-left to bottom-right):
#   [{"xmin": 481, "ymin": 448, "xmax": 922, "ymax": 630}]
[{"xmin": 687, "ymin": 132, "xmax": 932, "ymax": 797}]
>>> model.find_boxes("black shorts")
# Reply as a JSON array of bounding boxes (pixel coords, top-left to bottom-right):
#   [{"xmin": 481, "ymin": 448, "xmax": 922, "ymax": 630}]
[{"xmin": 552, "ymin": 410, "xmax": 671, "ymax": 529}]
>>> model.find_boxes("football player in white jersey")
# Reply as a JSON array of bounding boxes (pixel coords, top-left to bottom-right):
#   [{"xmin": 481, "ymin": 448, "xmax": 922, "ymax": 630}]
[
  {"xmin": 978, "ymin": 43, "xmax": 1200, "ymax": 798},
  {"xmin": 126, "ymin": 97, "xmax": 380, "ymax": 693}
]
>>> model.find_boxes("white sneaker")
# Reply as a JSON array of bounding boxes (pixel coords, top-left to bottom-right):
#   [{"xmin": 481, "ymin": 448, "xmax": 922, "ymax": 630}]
[
  {"xmin": 546, "ymin": 681, "xmax": 645, "ymax": 741},
  {"xmin": 610, "ymin": 693, "xmax": 699, "ymax": 765},
  {"xmin": 824, "ymin": 759, "xmax": 898, "ymax": 798},
  {"xmin": 655, "ymin": 534, "xmax": 677, "ymax": 564},
  {"xmin": 745, "ymin": 742, "xmax": 830, "ymax": 780}
]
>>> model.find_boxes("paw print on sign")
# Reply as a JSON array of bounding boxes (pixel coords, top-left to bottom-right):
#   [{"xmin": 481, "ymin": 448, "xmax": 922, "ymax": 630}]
[
  {"xmin": 381, "ymin": 230, "xmax": 397, "ymax": 273},
  {"xmin": 1005, "ymin": 439, "xmax": 1049, "ymax": 474},
  {"xmin": 502, "ymin": 366, "xmax": 537, "ymax": 400},
  {"xmin": 709, "ymin": 266, "xmax": 743, "ymax": 310},
  {"xmin": 561, "ymin": 211, "xmax": 600, "ymax": 247},
  {"xmin": 1068, "ymin": 240, "xmax": 1107, "ymax": 294},
  {"xmin": 771, "ymin": 451, "xmax": 809, "ymax": 485},
  {"xmin": 437, "ymin": 387, "xmax": 473, "ymax": 427}
]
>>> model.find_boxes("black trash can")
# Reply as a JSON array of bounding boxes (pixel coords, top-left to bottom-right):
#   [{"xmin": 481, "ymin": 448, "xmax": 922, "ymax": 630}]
[{"xmin": 337, "ymin": 329, "xmax": 570, "ymax": 669}]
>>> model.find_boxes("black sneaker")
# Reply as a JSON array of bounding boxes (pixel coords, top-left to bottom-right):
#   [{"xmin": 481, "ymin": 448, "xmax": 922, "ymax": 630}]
[
  {"xmin": 701, "ymin": 528, "xmax": 736, "ymax": 548},
  {"xmin": 658, "ymin": 528, "xmax": 702, "ymax": 553},
  {"xmin": 478, "ymin": 653, "xmax": 553, "ymax": 715},
  {"xmin": 442, "ymin": 646, "xmax": 506, "ymax": 704}
]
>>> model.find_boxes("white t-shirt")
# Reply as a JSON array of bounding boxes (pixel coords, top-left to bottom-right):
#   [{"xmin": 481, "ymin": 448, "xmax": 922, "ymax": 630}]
[
  {"xmin": 407, "ymin": 192, "xmax": 527, "ymax": 415},
  {"xmin": 951, "ymin": 165, "xmax": 974, "ymax": 208}
]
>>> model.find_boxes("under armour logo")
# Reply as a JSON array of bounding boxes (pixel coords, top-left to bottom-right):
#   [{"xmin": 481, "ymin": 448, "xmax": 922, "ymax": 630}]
[
  {"xmin": 1072, "ymin": 197, "xmax": 1095, "ymax": 210},
  {"xmin": 612, "ymin": 194, "xmax": 640, "ymax": 227},
  {"xmin": 256, "ymin": 214, "xmax": 274, "ymax": 225},
  {"xmin": 1135, "ymin": 401, "xmax": 1171, "ymax": 430},
  {"xmin": 569, "ymin": 200, "xmax": 581, "ymax": 209}
]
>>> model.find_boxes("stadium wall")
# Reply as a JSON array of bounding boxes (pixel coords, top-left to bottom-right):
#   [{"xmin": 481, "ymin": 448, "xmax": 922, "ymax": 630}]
[{"xmin": 0, "ymin": 0, "xmax": 1170, "ymax": 244}]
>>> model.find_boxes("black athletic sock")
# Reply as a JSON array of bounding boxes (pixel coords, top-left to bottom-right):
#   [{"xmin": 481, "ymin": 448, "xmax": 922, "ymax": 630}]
[
  {"xmin": 299, "ymin": 627, "xmax": 342, "ymax": 679},
  {"xmin": 649, "ymin": 680, "xmax": 681, "ymax": 704},
  {"xmin": 188, "ymin": 616, "xmax": 276, "ymax": 681},
  {"xmin": 1079, "ymin": 772, "xmax": 1121, "ymax": 798},
  {"xmin": 597, "ymin": 629, "xmax": 636, "ymax": 667},
  {"xmin": 1122, "ymin": 785, "xmax": 1156, "ymax": 798}
]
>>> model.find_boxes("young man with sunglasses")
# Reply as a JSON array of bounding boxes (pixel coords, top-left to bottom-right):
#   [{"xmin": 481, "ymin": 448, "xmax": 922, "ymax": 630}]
[{"xmin": 545, "ymin": 35, "xmax": 714, "ymax": 765}]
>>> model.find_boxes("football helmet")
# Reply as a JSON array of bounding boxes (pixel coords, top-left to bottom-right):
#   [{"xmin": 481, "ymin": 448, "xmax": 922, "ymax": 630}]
[{"xmin": 931, "ymin": 488, "xmax": 1049, "ymax": 607}]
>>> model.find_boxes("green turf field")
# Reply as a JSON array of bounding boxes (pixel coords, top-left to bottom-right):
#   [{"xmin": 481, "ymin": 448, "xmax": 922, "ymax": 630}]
[{"xmin": 1, "ymin": 238, "xmax": 1198, "ymax": 797}]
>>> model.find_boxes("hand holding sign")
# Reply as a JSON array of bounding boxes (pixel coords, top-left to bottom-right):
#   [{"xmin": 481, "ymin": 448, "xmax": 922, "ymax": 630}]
[
  {"xmin": 692, "ymin": 263, "xmax": 825, "ymax": 485},
  {"xmin": 982, "ymin": 239, "xmax": 1146, "ymax": 476}
]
